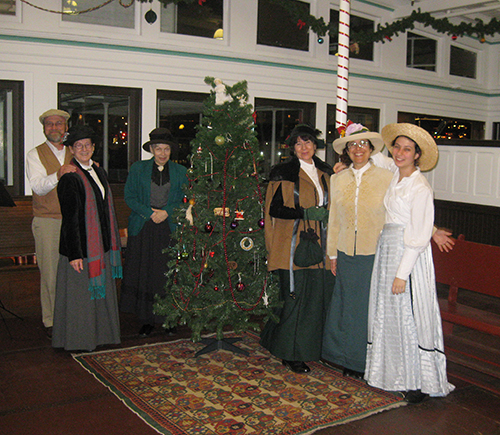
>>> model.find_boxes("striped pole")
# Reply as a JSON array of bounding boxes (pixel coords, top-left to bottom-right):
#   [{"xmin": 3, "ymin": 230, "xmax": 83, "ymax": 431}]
[{"xmin": 336, "ymin": 0, "xmax": 350, "ymax": 129}]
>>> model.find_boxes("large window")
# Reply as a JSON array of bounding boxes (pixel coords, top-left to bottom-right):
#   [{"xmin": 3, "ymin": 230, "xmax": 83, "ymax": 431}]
[
  {"xmin": 58, "ymin": 84, "xmax": 142, "ymax": 183},
  {"xmin": 161, "ymin": 0, "xmax": 223, "ymax": 39},
  {"xmin": 61, "ymin": 0, "xmax": 135, "ymax": 28},
  {"xmin": 157, "ymin": 90, "xmax": 208, "ymax": 168},
  {"xmin": 450, "ymin": 46, "xmax": 477, "ymax": 79},
  {"xmin": 407, "ymin": 32, "xmax": 437, "ymax": 71},
  {"xmin": 398, "ymin": 112, "xmax": 484, "ymax": 140},
  {"xmin": 255, "ymin": 98, "xmax": 316, "ymax": 177},
  {"xmin": 329, "ymin": 10, "xmax": 374, "ymax": 61},
  {"xmin": 0, "ymin": 80, "xmax": 23, "ymax": 196},
  {"xmin": 257, "ymin": 0, "xmax": 309, "ymax": 51}
]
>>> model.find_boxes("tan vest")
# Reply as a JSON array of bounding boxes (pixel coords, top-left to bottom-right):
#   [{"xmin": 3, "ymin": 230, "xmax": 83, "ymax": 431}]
[{"xmin": 32, "ymin": 143, "xmax": 72, "ymax": 219}]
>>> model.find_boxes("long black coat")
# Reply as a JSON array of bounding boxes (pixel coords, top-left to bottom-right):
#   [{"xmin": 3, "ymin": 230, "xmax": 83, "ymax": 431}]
[{"xmin": 57, "ymin": 160, "xmax": 112, "ymax": 261}]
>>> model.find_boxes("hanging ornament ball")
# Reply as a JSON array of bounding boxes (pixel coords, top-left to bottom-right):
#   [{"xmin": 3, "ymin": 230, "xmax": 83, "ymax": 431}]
[
  {"xmin": 145, "ymin": 9, "xmax": 157, "ymax": 24},
  {"xmin": 181, "ymin": 251, "xmax": 189, "ymax": 259},
  {"xmin": 236, "ymin": 282, "xmax": 245, "ymax": 292},
  {"xmin": 214, "ymin": 285, "xmax": 220, "ymax": 291},
  {"xmin": 258, "ymin": 218, "xmax": 265, "ymax": 228},
  {"xmin": 215, "ymin": 135, "xmax": 225, "ymax": 146},
  {"xmin": 182, "ymin": 196, "xmax": 188, "ymax": 203},
  {"xmin": 209, "ymin": 251, "xmax": 215, "ymax": 258},
  {"xmin": 205, "ymin": 223, "xmax": 213, "ymax": 233},
  {"xmin": 230, "ymin": 220, "xmax": 239, "ymax": 230},
  {"xmin": 317, "ymin": 36, "xmax": 324, "ymax": 44},
  {"xmin": 187, "ymin": 168, "xmax": 194, "ymax": 176},
  {"xmin": 452, "ymin": 35, "xmax": 457, "ymax": 40},
  {"xmin": 481, "ymin": 37, "xmax": 486, "ymax": 43}
]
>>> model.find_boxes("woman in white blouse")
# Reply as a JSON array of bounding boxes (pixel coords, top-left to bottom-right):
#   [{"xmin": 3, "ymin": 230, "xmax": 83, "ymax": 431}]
[{"xmin": 365, "ymin": 123, "xmax": 455, "ymax": 403}]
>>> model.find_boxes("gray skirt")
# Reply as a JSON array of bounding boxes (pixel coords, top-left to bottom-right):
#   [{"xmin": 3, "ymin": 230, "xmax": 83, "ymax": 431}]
[{"xmin": 52, "ymin": 252, "xmax": 121, "ymax": 351}]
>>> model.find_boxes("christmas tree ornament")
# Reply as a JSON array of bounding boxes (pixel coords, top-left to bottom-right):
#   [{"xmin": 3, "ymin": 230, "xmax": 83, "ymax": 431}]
[
  {"xmin": 452, "ymin": 35, "xmax": 457, "ymax": 40},
  {"xmin": 197, "ymin": 146, "xmax": 202, "ymax": 153},
  {"xmin": 214, "ymin": 285, "xmax": 220, "ymax": 291},
  {"xmin": 189, "ymin": 198, "xmax": 196, "ymax": 205},
  {"xmin": 209, "ymin": 251, "xmax": 215, "ymax": 257},
  {"xmin": 181, "ymin": 251, "xmax": 189, "ymax": 259},
  {"xmin": 258, "ymin": 218, "xmax": 265, "ymax": 228},
  {"xmin": 317, "ymin": 36, "xmax": 324, "ymax": 44},
  {"xmin": 145, "ymin": 9, "xmax": 157, "ymax": 24},
  {"xmin": 182, "ymin": 196, "xmax": 188, "ymax": 203},
  {"xmin": 236, "ymin": 282, "xmax": 245, "ymax": 292},
  {"xmin": 230, "ymin": 220, "xmax": 238, "ymax": 230},
  {"xmin": 214, "ymin": 207, "xmax": 230, "ymax": 217},
  {"xmin": 215, "ymin": 135, "xmax": 225, "ymax": 145},
  {"xmin": 205, "ymin": 223, "xmax": 213, "ymax": 233},
  {"xmin": 240, "ymin": 237, "xmax": 254, "ymax": 251},
  {"xmin": 235, "ymin": 210, "xmax": 245, "ymax": 220}
]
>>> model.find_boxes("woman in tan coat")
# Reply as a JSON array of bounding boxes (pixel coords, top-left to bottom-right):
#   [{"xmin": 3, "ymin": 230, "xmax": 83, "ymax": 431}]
[{"xmin": 260, "ymin": 125, "xmax": 335, "ymax": 373}]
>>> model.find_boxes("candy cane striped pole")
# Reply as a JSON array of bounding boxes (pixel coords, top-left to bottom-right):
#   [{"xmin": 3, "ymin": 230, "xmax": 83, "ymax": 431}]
[{"xmin": 336, "ymin": 0, "xmax": 350, "ymax": 129}]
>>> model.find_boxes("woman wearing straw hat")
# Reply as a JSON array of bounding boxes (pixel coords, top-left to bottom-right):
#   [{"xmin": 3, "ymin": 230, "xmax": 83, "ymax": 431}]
[
  {"xmin": 365, "ymin": 123, "xmax": 454, "ymax": 403},
  {"xmin": 322, "ymin": 122, "xmax": 393, "ymax": 379}
]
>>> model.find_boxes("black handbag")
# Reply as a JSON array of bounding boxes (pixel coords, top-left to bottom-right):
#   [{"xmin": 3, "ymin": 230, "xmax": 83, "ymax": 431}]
[{"xmin": 293, "ymin": 226, "xmax": 324, "ymax": 267}]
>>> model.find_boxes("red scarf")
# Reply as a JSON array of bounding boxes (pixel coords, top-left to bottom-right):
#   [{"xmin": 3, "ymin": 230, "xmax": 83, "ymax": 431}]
[{"xmin": 73, "ymin": 163, "xmax": 122, "ymax": 299}]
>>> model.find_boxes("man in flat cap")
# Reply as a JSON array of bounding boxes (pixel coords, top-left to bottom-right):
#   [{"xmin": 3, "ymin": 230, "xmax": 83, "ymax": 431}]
[{"xmin": 26, "ymin": 109, "xmax": 76, "ymax": 338}]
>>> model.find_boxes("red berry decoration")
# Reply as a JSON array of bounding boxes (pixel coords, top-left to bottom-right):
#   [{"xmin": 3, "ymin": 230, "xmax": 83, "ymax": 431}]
[
  {"xmin": 236, "ymin": 282, "xmax": 245, "ymax": 292},
  {"xmin": 258, "ymin": 218, "xmax": 265, "ymax": 228}
]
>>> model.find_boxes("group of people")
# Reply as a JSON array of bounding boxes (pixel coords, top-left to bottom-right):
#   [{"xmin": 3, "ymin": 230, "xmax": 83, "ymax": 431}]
[
  {"xmin": 27, "ymin": 109, "xmax": 186, "ymax": 352},
  {"xmin": 28, "ymin": 106, "xmax": 454, "ymax": 402},
  {"xmin": 261, "ymin": 122, "xmax": 455, "ymax": 403}
]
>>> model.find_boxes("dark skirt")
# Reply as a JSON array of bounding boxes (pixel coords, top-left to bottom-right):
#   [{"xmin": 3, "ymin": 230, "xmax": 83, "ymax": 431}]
[
  {"xmin": 52, "ymin": 252, "xmax": 121, "ymax": 352},
  {"xmin": 260, "ymin": 268, "xmax": 335, "ymax": 362},
  {"xmin": 119, "ymin": 219, "xmax": 173, "ymax": 325},
  {"xmin": 322, "ymin": 251, "xmax": 375, "ymax": 373}
]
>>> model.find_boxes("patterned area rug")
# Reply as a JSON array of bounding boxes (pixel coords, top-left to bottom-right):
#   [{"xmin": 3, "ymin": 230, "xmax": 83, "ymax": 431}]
[{"xmin": 74, "ymin": 332, "xmax": 405, "ymax": 435}]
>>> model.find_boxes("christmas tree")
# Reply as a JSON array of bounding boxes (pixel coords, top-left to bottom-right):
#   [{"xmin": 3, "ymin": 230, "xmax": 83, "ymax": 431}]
[{"xmin": 155, "ymin": 77, "xmax": 280, "ymax": 348}]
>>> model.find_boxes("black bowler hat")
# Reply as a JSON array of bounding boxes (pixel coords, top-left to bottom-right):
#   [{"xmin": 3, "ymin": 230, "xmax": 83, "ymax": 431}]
[
  {"xmin": 63, "ymin": 125, "xmax": 97, "ymax": 147},
  {"xmin": 142, "ymin": 128, "xmax": 179, "ymax": 156}
]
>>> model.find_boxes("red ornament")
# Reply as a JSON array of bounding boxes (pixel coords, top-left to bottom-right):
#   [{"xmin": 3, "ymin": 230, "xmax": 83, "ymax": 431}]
[
  {"xmin": 452, "ymin": 35, "xmax": 457, "ymax": 40},
  {"xmin": 182, "ymin": 196, "xmax": 188, "ymax": 203},
  {"xmin": 214, "ymin": 285, "xmax": 219, "ymax": 291},
  {"xmin": 258, "ymin": 218, "xmax": 265, "ymax": 228},
  {"xmin": 198, "ymin": 0, "xmax": 206, "ymax": 5},
  {"xmin": 236, "ymin": 282, "xmax": 245, "ymax": 292},
  {"xmin": 297, "ymin": 19, "xmax": 306, "ymax": 30}
]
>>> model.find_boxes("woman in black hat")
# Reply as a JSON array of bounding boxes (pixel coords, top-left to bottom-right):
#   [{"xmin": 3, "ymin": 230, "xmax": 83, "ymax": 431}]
[
  {"xmin": 260, "ymin": 124, "xmax": 335, "ymax": 373},
  {"xmin": 120, "ymin": 128, "xmax": 188, "ymax": 336},
  {"xmin": 52, "ymin": 125, "xmax": 122, "ymax": 351}
]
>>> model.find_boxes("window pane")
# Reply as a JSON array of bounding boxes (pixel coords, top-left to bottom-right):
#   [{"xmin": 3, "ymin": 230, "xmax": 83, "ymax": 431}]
[
  {"xmin": 62, "ymin": 0, "xmax": 135, "ymax": 28},
  {"xmin": 59, "ymin": 84, "xmax": 141, "ymax": 183},
  {"xmin": 0, "ymin": 80, "xmax": 23, "ymax": 196},
  {"xmin": 450, "ymin": 46, "xmax": 476, "ymax": 79},
  {"xmin": 329, "ymin": 10, "xmax": 374, "ymax": 61},
  {"xmin": 157, "ymin": 90, "xmax": 208, "ymax": 168},
  {"xmin": 254, "ymin": 98, "xmax": 316, "ymax": 176},
  {"xmin": 257, "ymin": 0, "xmax": 309, "ymax": 51},
  {"xmin": 0, "ymin": 0, "xmax": 15, "ymax": 15},
  {"xmin": 398, "ymin": 112, "xmax": 484, "ymax": 140},
  {"xmin": 407, "ymin": 32, "xmax": 436, "ymax": 71},
  {"xmin": 161, "ymin": 0, "xmax": 223, "ymax": 39}
]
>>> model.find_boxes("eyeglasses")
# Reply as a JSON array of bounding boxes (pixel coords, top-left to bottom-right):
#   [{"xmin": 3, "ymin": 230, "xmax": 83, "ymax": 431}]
[
  {"xmin": 72, "ymin": 143, "xmax": 94, "ymax": 150},
  {"xmin": 347, "ymin": 140, "xmax": 370, "ymax": 150}
]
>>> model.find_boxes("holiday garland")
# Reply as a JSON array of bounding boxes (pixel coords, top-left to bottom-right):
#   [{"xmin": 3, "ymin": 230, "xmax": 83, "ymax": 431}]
[
  {"xmin": 21, "ymin": 0, "xmax": 500, "ymax": 42},
  {"xmin": 138, "ymin": 0, "xmax": 500, "ymax": 43}
]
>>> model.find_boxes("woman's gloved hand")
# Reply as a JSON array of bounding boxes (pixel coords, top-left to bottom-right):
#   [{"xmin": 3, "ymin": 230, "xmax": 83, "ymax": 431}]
[{"xmin": 303, "ymin": 206, "xmax": 329, "ymax": 222}]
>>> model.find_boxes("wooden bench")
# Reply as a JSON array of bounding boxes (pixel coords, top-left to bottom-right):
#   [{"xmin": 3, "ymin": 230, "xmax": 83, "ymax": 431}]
[{"xmin": 432, "ymin": 234, "xmax": 500, "ymax": 337}]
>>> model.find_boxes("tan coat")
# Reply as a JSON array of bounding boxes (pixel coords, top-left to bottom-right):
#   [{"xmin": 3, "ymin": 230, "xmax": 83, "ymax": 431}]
[
  {"xmin": 327, "ymin": 163, "xmax": 393, "ymax": 257},
  {"xmin": 265, "ymin": 156, "xmax": 333, "ymax": 271}
]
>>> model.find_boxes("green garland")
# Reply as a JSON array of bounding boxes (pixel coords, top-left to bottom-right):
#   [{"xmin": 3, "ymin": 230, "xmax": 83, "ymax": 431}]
[{"xmin": 138, "ymin": 0, "xmax": 500, "ymax": 43}]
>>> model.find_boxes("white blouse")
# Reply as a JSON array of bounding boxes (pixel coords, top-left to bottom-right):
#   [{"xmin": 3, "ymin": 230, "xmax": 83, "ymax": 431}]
[{"xmin": 384, "ymin": 168, "xmax": 434, "ymax": 280}]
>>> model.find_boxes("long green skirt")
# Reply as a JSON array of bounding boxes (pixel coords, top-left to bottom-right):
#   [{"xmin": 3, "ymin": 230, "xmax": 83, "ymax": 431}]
[
  {"xmin": 260, "ymin": 268, "xmax": 335, "ymax": 362},
  {"xmin": 322, "ymin": 251, "xmax": 374, "ymax": 372}
]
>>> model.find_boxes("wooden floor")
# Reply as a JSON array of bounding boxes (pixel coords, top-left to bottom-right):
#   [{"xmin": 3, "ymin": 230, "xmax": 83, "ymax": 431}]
[{"xmin": 1, "ymin": 311, "xmax": 499, "ymax": 435}]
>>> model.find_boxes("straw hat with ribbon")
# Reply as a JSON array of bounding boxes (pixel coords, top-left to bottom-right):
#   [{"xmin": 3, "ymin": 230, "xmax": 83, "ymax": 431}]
[
  {"xmin": 381, "ymin": 123, "xmax": 438, "ymax": 171},
  {"xmin": 332, "ymin": 121, "xmax": 384, "ymax": 155}
]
